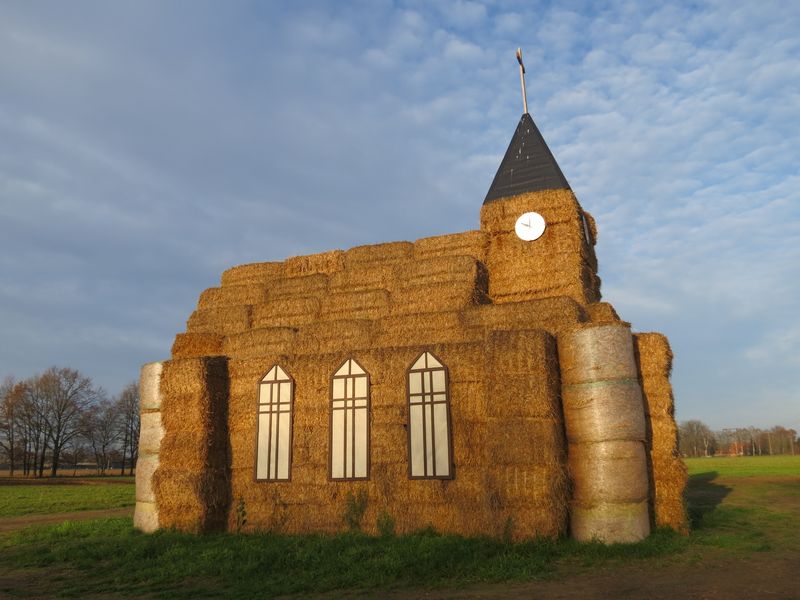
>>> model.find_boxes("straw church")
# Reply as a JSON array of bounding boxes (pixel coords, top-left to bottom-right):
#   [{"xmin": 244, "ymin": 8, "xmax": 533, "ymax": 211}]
[{"xmin": 134, "ymin": 64, "xmax": 686, "ymax": 543}]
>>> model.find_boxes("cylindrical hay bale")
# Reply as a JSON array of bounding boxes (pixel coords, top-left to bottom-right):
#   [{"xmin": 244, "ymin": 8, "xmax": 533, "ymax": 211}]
[
  {"xmin": 568, "ymin": 441, "xmax": 648, "ymax": 505},
  {"xmin": 136, "ymin": 361, "xmax": 164, "ymax": 533},
  {"xmin": 570, "ymin": 500, "xmax": 650, "ymax": 543},
  {"xmin": 135, "ymin": 454, "xmax": 160, "ymax": 503},
  {"xmin": 559, "ymin": 322, "xmax": 651, "ymax": 543},
  {"xmin": 562, "ymin": 380, "xmax": 646, "ymax": 442},
  {"xmin": 559, "ymin": 323, "xmax": 638, "ymax": 385},
  {"xmin": 140, "ymin": 362, "xmax": 164, "ymax": 411}
]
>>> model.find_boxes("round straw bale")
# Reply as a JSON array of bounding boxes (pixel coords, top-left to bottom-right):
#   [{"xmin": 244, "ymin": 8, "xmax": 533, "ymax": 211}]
[
  {"xmin": 568, "ymin": 441, "xmax": 648, "ymax": 505},
  {"xmin": 140, "ymin": 362, "xmax": 164, "ymax": 410},
  {"xmin": 133, "ymin": 501, "xmax": 159, "ymax": 533},
  {"xmin": 562, "ymin": 380, "xmax": 646, "ymax": 442},
  {"xmin": 135, "ymin": 453, "xmax": 159, "ymax": 503},
  {"xmin": 570, "ymin": 500, "xmax": 650, "ymax": 543},
  {"xmin": 558, "ymin": 322, "xmax": 637, "ymax": 385},
  {"xmin": 138, "ymin": 411, "xmax": 164, "ymax": 455}
]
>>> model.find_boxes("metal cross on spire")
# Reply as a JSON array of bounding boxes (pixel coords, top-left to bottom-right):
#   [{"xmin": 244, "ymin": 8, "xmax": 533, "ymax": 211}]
[{"xmin": 516, "ymin": 47, "xmax": 528, "ymax": 115}]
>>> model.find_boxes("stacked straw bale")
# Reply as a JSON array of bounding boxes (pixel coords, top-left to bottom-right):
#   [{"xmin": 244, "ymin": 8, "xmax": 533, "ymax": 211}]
[
  {"xmin": 558, "ymin": 322, "xmax": 651, "ymax": 543},
  {"xmin": 220, "ymin": 261, "xmax": 283, "ymax": 286},
  {"xmin": 634, "ymin": 333, "xmax": 687, "ymax": 532},
  {"xmin": 586, "ymin": 302, "xmax": 620, "ymax": 324},
  {"xmin": 483, "ymin": 330, "xmax": 569, "ymax": 539},
  {"xmin": 134, "ymin": 362, "xmax": 164, "ymax": 533},
  {"xmin": 480, "ymin": 190, "xmax": 600, "ymax": 305},
  {"xmin": 413, "ymin": 231, "xmax": 488, "ymax": 263},
  {"xmin": 152, "ymin": 356, "xmax": 230, "ymax": 533},
  {"xmin": 463, "ymin": 297, "xmax": 588, "ymax": 336},
  {"xmin": 220, "ymin": 336, "xmax": 569, "ymax": 539}
]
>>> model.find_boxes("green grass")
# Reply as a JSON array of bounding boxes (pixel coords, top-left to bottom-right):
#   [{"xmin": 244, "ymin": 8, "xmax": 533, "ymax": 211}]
[
  {"xmin": 0, "ymin": 456, "xmax": 797, "ymax": 597},
  {"xmin": 684, "ymin": 455, "xmax": 800, "ymax": 477},
  {"xmin": 0, "ymin": 480, "xmax": 134, "ymax": 517},
  {"xmin": 0, "ymin": 520, "xmax": 686, "ymax": 598}
]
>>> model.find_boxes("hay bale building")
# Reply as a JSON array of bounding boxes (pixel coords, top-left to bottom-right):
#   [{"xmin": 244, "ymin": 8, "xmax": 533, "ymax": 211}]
[{"xmin": 135, "ymin": 109, "xmax": 686, "ymax": 543}]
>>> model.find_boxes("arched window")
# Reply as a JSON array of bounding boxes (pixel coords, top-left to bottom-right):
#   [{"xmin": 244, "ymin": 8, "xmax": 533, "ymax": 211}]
[
  {"xmin": 407, "ymin": 352, "xmax": 453, "ymax": 478},
  {"xmin": 330, "ymin": 358, "xmax": 370, "ymax": 480},
  {"xmin": 255, "ymin": 365, "xmax": 294, "ymax": 481}
]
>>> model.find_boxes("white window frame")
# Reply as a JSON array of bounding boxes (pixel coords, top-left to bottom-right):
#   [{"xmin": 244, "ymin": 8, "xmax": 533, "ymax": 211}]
[
  {"xmin": 329, "ymin": 358, "xmax": 370, "ymax": 481},
  {"xmin": 407, "ymin": 351, "xmax": 453, "ymax": 479},
  {"xmin": 255, "ymin": 365, "xmax": 294, "ymax": 481}
]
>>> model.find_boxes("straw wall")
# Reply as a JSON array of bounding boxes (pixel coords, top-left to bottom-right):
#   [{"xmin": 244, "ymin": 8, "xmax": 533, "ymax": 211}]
[
  {"xmin": 559, "ymin": 323, "xmax": 650, "ymax": 543},
  {"xmin": 634, "ymin": 333, "xmax": 687, "ymax": 532},
  {"xmin": 413, "ymin": 231, "xmax": 488, "ymax": 263},
  {"xmin": 152, "ymin": 356, "xmax": 230, "ymax": 533},
  {"xmin": 222, "ymin": 332, "xmax": 567, "ymax": 539}
]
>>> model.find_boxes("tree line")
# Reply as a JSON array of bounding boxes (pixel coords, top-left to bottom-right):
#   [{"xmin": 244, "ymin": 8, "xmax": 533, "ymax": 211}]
[
  {"xmin": 678, "ymin": 420, "xmax": 798, "ymax": 458},
  {"xmin": 0, "ymin": 368, "xmax": 139, "ymax": 477}
]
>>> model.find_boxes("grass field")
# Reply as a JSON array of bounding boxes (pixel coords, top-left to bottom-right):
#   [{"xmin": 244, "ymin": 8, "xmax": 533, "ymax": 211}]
[
  {"xmin": 0, "ymin": 456, "xmax": 797, "ymax": 598},
  {"xmin": 0, "ymin": 477, "xmax": 135, "ymax": 517}
]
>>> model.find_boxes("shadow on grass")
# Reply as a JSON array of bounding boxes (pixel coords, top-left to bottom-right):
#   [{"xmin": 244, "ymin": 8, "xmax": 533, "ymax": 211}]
[{"xmin": 686, "ymin": 471, "xmax": 732, "ymax": 529}]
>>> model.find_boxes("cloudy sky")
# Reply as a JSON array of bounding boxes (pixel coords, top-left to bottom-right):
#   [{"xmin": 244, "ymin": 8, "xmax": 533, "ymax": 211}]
[{"xmin": 1, "ymin": 1, "xmax": 798, "ymax": 431}]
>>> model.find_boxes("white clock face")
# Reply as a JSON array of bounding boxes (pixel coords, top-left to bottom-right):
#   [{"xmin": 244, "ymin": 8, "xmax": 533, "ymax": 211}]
[{"xmin": 514, "ymin": 212, "xmax": 546, "ymax": 241}]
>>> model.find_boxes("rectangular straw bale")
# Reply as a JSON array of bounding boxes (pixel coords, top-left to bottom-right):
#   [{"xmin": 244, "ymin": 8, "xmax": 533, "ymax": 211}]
[
  {"xmin": 320, "ymin": 289, "xmax": 391, "ymax": 321},
  {"xmin": 394, "ymin": 255, "xmax": 487, "ymax": 289},
  {"xmin": 634, "ymin": 333, "xmax": 674, "ymax": 378},
  {"xmin": 171, "ymin": 332, "xmax": 224, "ymax": 358},
  {"xmin": 155, "ymin": 356, "xmax": 229, "ymax": 532},
  {"xmin": 293, "ymin": 319, "xmax": 374, "ymax": 354},
  {"xmin": 222, "ymin": 326, "xmax": 296, "ymax": 359},
  {"xmin": 328, "ymin": 263, "xmax": 396, "ymax": 293},
  {"xmin": 345, "ymin": 241, "xmax": 413, "ymax": 267},
  {"xmin": 650, "ymin": 454, "xmax": 688, "ymax": 532},
  {"xmin": 158, "ymin": 356, "xmax": 229, "ymax": 435},
  {"xmin": 392, "ymin": 281, "xmax": 489, "ymax": 315},
  {"xmin": 413, "ymin": 230, "xmax": 488, "ymax": 262},
  {"xmin": 251, "ymin": 297, "xmax": 320, "ymax": 329},
  {"xmin": 489, "ymin": 375, "xmax": 562, "ymax": 419},
  {"xmin": 266, "ymin": 274, "xmax": 329, "ymax": 300},
  {"xmin": 284, "ymin": 250, "xmax": 345, "ymax": 277},
  {"xmin": 449, "ymin": 381, "xmax": 485, "ymax": 419},
  {"xmin": 480, "ymin": 188, "xmax": 581, "ymax": 232},
  {"xmin": 198, "ymin": 285, "xmax": 268, "ymax": 310},
  {"xmin": 586, "ymin": 302, "xmax": 620, "ymax": 323},
  {"xmin": 221, "ymin": 262, "xmax": 284, "ymax": 286},
  {"xmin": 488, "ymin": 223, "xmax": 589, "ymax": 258},
  {"xmin": 372, "ymin": 312, "xmax": 481, "ymax": 347},
  {"xmin": 486, "ymin": 417, "xmax": 564, "ymax": 466},
  {"xmin": 464, "ymin": 297, "xmax": 588, "ymax": 331},
  {"xmin": 186, "ymin": 305, "xmax": 251, "ymax": 335},
  {"xmin": 485, "ymin": 329, "xmax": 559, "ymax": 377}
]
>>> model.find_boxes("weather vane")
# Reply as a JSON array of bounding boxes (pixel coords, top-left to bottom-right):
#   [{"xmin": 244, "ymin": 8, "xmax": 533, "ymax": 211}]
[{"xmin": 516, "ymin": 47, "xmax": 528, "ymax": 115}]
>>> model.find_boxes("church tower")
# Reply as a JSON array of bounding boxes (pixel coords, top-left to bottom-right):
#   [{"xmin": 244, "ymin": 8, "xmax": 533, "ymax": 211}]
[{"xmin": 480, "ymin": 109, "xmax": 601, "ymax": 306}]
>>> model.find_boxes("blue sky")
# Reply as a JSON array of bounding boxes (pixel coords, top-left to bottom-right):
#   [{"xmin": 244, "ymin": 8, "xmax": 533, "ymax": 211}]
[{"xmin": 1, "ymin": 1, "xmax": 798, "ymax": 431}]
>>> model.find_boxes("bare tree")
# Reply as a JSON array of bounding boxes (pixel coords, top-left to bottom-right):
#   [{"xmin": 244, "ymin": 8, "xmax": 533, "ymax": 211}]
[
  {"xmin": 678, "ymin": 420, "xmax": 716, "ymax": 458},
  {"xmin": 115, "ymin": 382, "xmax": 140, "ymax": 476},
  {"xmin": 0, "ymin": 377, "xmax": 22, "ymax": 476},
  {"xmin": 35, "ymin": 368, "xmax": 101, "ymax": 476},
  {"xmin": 81, "ymin": 399, "xmax": 120, "ymax": 475}
]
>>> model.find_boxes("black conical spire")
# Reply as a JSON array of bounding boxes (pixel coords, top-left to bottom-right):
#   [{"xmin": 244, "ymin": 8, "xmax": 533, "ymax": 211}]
[{"xmin": 483, "ymin": 113, "xmax": 570, "ymax": 204}]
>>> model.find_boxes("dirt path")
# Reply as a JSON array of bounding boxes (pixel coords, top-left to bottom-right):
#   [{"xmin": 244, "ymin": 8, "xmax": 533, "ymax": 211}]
[
  {"xmin": 0, "ymin": 507, "xmax": 133, "ymax": 533},
  {"xmin": 321, "ymin": 553, "xmax": 800, "ymax": 600}
]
